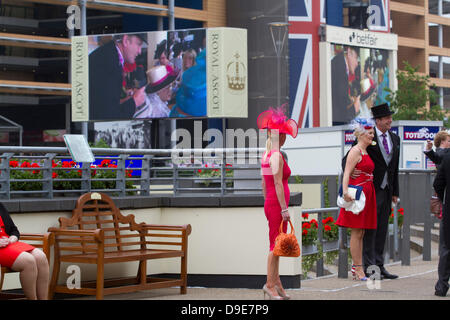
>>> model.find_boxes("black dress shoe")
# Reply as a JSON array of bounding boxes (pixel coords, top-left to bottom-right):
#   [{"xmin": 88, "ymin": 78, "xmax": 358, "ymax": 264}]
[
  {"xmin": 435, "ymin": 290, "xmax": 447, "ymax": 297},
  {"xmin": 365, "ymin": 271, "xmax": 385, "ymax": 280},
  {"xmin": 380, "ymin": 267, "xmax": 398, "ymax": 279}
]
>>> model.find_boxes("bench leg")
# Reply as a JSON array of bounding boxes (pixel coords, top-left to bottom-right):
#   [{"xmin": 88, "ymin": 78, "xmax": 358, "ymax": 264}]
[
  {"xmin": 48, "ymin": 259, "xmax": 60, "ymax": 300},
  {"xmin": 96, "ymin": 263, "xmax": 104, "ymax": 300},
  {"xmin": 180, "ymin": 256, "xmax": 187, "ymax": 295},
  {"xmin": 138, "ymin": 261, "xmax": 147, "ymax": 285}
]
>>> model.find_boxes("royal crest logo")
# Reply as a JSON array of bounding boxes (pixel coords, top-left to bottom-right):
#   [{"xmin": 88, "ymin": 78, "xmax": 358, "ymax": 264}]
[{"xmin": 226, "ymin": 52, "xmax": 246, "ymax": 92}]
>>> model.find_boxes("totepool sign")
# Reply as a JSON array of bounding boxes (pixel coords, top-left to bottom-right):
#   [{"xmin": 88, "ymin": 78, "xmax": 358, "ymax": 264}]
[{"xmin": 403, "ymin": 126, "xmax": 440, "ymax": 141}]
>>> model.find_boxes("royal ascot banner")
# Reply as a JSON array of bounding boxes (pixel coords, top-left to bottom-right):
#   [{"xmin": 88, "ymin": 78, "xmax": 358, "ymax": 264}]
[
  {"xmin": 70, "ymin": 27, "xmax": 248, "ymax": 122},
  {"xmin": 207, "ymin": 28, "xmax": 248, "ymax": 118},
  {"xmin": 71, "ymin": 36, "xmax": 89, "ymax": 122}
]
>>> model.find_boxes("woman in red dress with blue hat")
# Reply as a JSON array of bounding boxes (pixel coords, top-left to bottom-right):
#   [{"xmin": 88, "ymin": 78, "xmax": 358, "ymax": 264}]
[
  {"xmin": 258, "ymin": 106, "xmax": 298, "ymax": 300},
  {"xmin": 0, "ymin": 203, "xmax": 49, "ymax": 299},
  {"xmin": 336, "ymin": 117, "xmax": 377, "ymax": 281}
]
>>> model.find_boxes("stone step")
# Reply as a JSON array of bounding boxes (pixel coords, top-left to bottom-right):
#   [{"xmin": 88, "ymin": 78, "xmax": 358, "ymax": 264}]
[
  {"xmin": 410, "ymin": 224, "xmax": 440, "ymax": 243},
  {"xmin": 409, "ymin": 235, "xmax": 440, "ymax": 255}
]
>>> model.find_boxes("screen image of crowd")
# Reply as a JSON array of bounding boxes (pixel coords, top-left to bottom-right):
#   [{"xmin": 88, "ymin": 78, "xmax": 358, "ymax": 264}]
[
  {"xmin": 94, "ymin": 121, "xmax": 151, "ymax": 149},
  {"xmin": 88, "ymin": 29, "xmax": 207, "ymax": 122},
  {"xmin": 330, "ymin": 44, "xmax": 390, "ymax": 126}
]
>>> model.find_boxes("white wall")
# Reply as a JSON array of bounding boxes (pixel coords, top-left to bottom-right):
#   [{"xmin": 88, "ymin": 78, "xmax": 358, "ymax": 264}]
[{"xmin": 4, "ymin": 205, "xmax": 302, "ymax": 290}]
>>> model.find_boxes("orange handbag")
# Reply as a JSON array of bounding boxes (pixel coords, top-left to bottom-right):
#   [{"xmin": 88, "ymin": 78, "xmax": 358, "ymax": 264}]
[{"xmin": 273, "ymin": 220, "xmax": 301, "ymax": 257}]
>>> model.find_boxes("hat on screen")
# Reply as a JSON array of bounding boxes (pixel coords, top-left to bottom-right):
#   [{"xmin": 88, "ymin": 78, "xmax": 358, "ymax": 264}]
[
  {"xmin": 371, "ymin": 103, "xmax": 394, "ymax": 119},
  {"xmin": 146, "ymin": 65, "xmax": 178, "ymax": 94},
  {"xmin": 257, "ymin": 106, "xmax": 298, "ymax": 138}
]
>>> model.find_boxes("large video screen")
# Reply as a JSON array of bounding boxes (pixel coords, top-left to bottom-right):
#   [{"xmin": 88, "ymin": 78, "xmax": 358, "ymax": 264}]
[
  {"xmin": 71, "ymin": 28, "xmax": 247, "ymax": 122},
  {"xmin": 330, "ymin": 44, "xmax": 390, "ymax": 125}
]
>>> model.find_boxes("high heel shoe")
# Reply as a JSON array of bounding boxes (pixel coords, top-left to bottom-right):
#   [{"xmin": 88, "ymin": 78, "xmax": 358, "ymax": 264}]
[
  {"xmin": 351, "ymin": 264, "xmax": 368, "ymax": 281},
  {"xmin": 263, "ymin": 285, "xmax": 282, "ymax": 300},
  {"xmin": 275, "ymin": 285, "xmax": 291, "ymax": 300}
]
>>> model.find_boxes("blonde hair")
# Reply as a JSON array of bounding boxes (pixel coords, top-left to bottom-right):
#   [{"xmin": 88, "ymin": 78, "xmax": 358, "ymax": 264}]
[{"xmin": 182, "ymin": 49, "xmax": 197, "ymax": 71}]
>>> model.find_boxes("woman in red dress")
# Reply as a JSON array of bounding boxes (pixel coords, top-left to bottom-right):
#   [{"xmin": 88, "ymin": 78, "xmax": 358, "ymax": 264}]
[
  {"xmin": 336, "ymin": 118, "xmax": 377, "ymax": 281},
  {"xmin": 0, "ymin": 203, "xmax": 49, "ymax": 299},
  {"xmin": 258, "ymin": 106, "xmax": 298, "ymax": 300}
]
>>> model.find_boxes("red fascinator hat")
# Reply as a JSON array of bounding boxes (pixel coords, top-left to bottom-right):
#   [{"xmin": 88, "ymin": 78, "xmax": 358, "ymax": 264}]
[{"xmin": 257, "ymin": 106, "xmax": 298, "ymax": 138}]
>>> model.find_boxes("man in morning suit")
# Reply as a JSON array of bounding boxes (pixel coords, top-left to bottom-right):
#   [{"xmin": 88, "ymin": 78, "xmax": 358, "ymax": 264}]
[
  {"xmin": 89, "ymin": 34, "xmax": 147, "ymax": 121},
  {"xmin": 331, "ymin": 46, "xmax": 361, "ymax": 125},
  {"xmin": 343, "ymin": 103, "xmax": 400, "ymax": 279}
]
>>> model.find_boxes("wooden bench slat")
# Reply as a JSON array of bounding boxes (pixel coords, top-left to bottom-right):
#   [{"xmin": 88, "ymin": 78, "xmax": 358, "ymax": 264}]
[
  {"xmin": 61, "ymin": 249, "xmax": 184, "ymax": 262},
  {"xmin": 148, "ymin": 241, "xmax": 183, "ymax": 246},
  {"xmin": 59, "ymin": 246, "xmax": 98, "ymax": 253}
]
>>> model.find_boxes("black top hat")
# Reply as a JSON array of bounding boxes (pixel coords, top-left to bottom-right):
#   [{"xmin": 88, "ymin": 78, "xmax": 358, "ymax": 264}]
[
  {"xmin": 371, "ymin": 103, "xmax": 394, "ymax": 119},
  {"xmin": 133, "ymin": 33, "xmax": 147, "ymax": 44},
  {"xmin": 114, "ymin": 33, "xmax": 147, "ymax": 44}
]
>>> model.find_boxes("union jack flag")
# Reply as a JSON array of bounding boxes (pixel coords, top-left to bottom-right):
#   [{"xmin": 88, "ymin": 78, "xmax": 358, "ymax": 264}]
[{"xmin": 288, "ymin": 0, "xmax": 326, "ymax": 128}]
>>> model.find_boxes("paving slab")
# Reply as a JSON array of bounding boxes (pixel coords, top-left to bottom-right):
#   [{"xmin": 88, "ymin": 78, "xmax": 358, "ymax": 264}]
[{"xmin": 69, "ymin": 253, "xmax": 447, "ymax": 301}]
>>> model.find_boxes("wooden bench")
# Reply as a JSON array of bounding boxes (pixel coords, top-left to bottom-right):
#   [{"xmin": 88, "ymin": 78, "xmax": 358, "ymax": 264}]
[
  {"xmin": 0, "ymin": 233, "xmax": 53, "ymax": 299},
  {"xmin": 47, "ymin": 192, "xmax": 192, "ymax": 300}
]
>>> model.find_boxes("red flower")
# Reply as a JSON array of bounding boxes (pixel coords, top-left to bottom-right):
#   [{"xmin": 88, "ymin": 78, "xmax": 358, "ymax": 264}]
[
  {"xmin": 62, "ymin": 161, "xmax": 74, "ymax": 168},
  {"xmin": 31, "ymin": 163, "xmax": 40, "ymax": 174},
  {"xmin": 302, "ymin": 213, "xmax": 309, "ymax": 219},
  {"xmin": 398, "ymin": 208, "xmax": 404, "ymax": 215},
  {"xmin": 20, "ymin": 161, "xmax": 31, "ymax": 168},
  {"xmin": 100, "ymin": 159, "xmax": 111, "ymax": 167},
  {"xmin": 52, "ymin": 160, "xmax": 58, "ymax": 168},
  {"xmin": 302, "ymin": 229, "xmax": 308, "ymax": 236},
  {"xmin": 324, "ymin": 225, "xmax": 332, "ymax": 231},
  {"xmin": 52, "ymin": 172, "xmax": 58, "ymax": 179},
  {"xmin": 198, "ymin": 169, "xmax": 202, "ymax": 173},
  {"xmin": 225, "ymin": 163, "xmax": 232, "ymax": 167},
  {"xmin": 302, "ymin": 222, "xmax": 311, "ymax": 229},
  {"xmin": 310, "ymin": 219, "xmax": 318, "ymax": 228},
  {"xmin": 9, "ymin": 160, "xmax": 19, "ymax": 168}
]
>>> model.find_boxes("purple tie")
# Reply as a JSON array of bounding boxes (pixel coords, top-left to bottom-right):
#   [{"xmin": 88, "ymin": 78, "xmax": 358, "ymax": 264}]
[{"xmin": 381, "ymin": 133, "xmax": 390, "ymax": 155}]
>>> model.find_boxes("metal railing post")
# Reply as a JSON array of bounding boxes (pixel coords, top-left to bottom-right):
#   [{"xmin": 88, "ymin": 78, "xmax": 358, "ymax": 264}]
[
  {"xmin": 81, "ymin": 161, "xmax": 91, "ymax": 195},
  {"xmin": 338, "ymin": 226, "xmax": 348, "ymax": 278},
  {"xmin": 117, "ymin": 155, "xmax": 127, "ymax": 197},
  {"xmin": 43, "ymin": 153, "xmax": 56, "ymax": 199},
  {"xmin": 173, "ymin": 162, "xmax": 179, "ymax": 195},
  {"xmin": 423, "ymin": 171, "xmax": 432, "ymax": 261},
  {"xmin": 401, "ymin": 172, "xmax": 411, "ymax": 266},
  {"xmin": 140, "ymin": 155, "xmax": 152, "ymax": 196},
  {"xmin": 0, "ymin": 153, "xmax": 13, "ymax": 199}
]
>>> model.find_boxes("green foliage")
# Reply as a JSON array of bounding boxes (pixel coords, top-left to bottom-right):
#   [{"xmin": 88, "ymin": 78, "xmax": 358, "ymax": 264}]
[
  {"xmin": 197, "ymin": 163, "xmax": 234, "ymax": 187},
  {"xmin": 294, "ymin": 176, "xmax": 303, "ymax": 184},
  {"xmin": 10, "ymin": 163, "xmax": 43, "ymax": 191},
  {"xmin": 89, "ymin": 138, "xmax": 111, "ymax": 148},
  {"xmin": 384, "ymin": 61, "xmax": 444, "ymax": 121}
]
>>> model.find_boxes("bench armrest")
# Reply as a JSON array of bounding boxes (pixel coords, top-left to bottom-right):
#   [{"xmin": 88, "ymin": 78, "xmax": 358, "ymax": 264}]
[
  {"xmin": 141, "ymin": 224, "xmax": 192, "ymax": 236},
  {"xmin": 48, "ymin": 228, "xmax": 104, "ymax": 242}
]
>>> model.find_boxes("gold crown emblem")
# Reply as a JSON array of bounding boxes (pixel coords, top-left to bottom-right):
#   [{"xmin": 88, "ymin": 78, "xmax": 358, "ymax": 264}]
[{"xmin": 227, "ymin": 52, "xmax": 246, "ymax": 91}]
